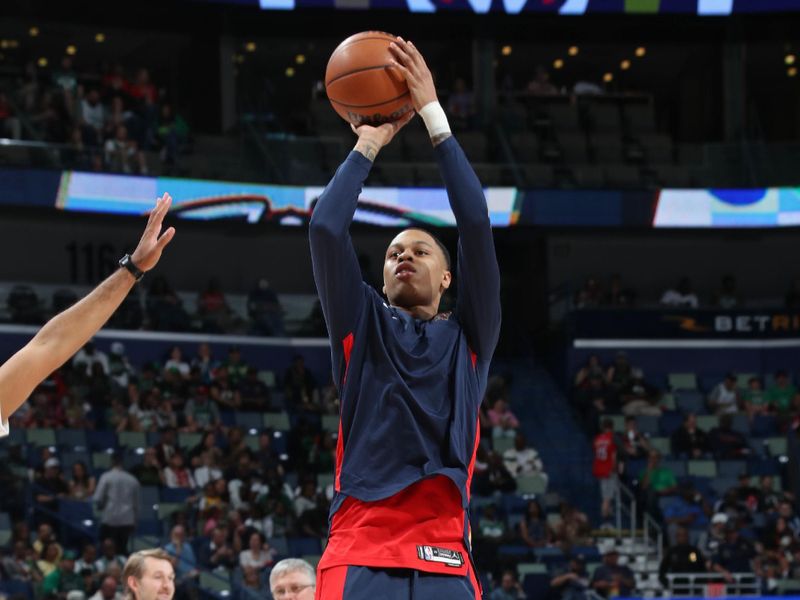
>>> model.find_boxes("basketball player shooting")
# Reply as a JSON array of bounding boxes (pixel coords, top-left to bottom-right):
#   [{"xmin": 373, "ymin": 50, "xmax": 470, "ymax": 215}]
[
  {"xmin": 309, "ymin": 37, "xmax": 501, "ymax": 599},
  {"xmin": 0, "ymin": 194, "xmax": 175, "ymax": 439}
]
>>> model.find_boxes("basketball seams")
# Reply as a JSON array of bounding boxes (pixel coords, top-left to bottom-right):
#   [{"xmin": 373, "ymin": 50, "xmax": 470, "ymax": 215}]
[
  {"xmin": 328, "ymin": 90, "xmax": 411, "ymax": 109},
  {"xmin": 330, "ymin": 32, "xmax": 396, "ymax": 54},
  {"xmin": 325, "ymin": 63, "xmax": 397, "ymax": 87}
]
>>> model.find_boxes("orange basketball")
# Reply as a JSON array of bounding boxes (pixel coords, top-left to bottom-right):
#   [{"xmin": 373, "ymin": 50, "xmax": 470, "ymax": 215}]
[{"xmin": 325, "ymin": 31, "xmax": 412, "ymax": 126}]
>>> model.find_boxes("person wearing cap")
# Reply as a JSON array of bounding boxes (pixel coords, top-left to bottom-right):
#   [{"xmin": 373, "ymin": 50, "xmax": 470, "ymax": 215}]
[
  {"xmin": 0, "ymin": 195, "xmax": 175, "ymax": 440},
  {"xmin": 36, "ymin": 457, "xmax": 69, "ymax": 516},
  {"xmin": 710, "ymin": 521, "xmax": 756, "ymax": 582},
  {"xmin": 659, "ymin": 526, "xmax": 706, "ymax": 591},
  {"xmin": 708, "ymin": 373, "xmax": 740, "ymax": 416},
  {"xmin": 591, "ymin": 548, "xmax": 635, "ymax": 598},
  {"xmin": 700, "ymin": 513, "xmax": 729, "ymax": 558}
]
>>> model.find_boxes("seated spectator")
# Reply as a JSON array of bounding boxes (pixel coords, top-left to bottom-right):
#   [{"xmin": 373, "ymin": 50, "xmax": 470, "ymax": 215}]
[
  {"xmin": 477, "ymin": 503, "xmax": 508, "ymax": 542},
  {"xmin": 68, "ymin": 461, "xmax": 97, "ymax": 500},
  {"xmin": 197, "ymin": 279, "xmax": 234, "ymax": 333},
  {"xmin": 659, "ymin": 526, "xmax": 706, "ymax": 587},
  {"xmin": 734, "ymin": 473, "xmax": 762, "ymax": 515},
  {"xmin": 239, "ymin": 367, "xmax": 271, "ymax": 411},
  {"xmin": 549, "ymin": 557, "xmax": 590, "ymax": 600},
  {"xmin": 191, "ymin": 343, "xmax": 217, "ymax": 384},
  {"xmin": 41, "ymin": 550, "xmax": 84, "ymax": 598},
  {"xmin": 603, "ymin": 274, "xmax": 635, "ymax": 307},
  {"xmin": 662, "ymin": 484, "xmax": 711, "ymax": 544},
  {"xmin": 222, "ymin": 346, "xmax": 248, "ymax": 385},
  {"xmin": 247, "ymin": 279, "xmax": 285, "ymax": 336},
  {"xmin": 164, "ymin": 345, "xmax": 190, "ymax": 381},
  {"xmin": 239, "ymin": 566, "xmax": 270, "ymax": 600},
  {"xmin": 2, "ymin": 540, "xmax": 43, "ymax": 583},
  {"xmin": 639, "ymin": 450, "xmax": 678, "ymax": 516},
  {"xmin": 73, "ymin": 341, "xmax": 110, "ymax": 376},
  {"xmin": 131, "ymin": 447, "xmax": 164, "ymax": 487},
  {"xmin": 293, "ymin": 481, "xmax": 318, "ymax": 519},
  {"xmin": 37, "ymin": 541, "xmax": 62, "ymax": 578},
  {"xmin": 711, "ymin": 523, "xmax": 755, "ymax": 579},
  {"xmin": 671, "ymin": 413, "xmax": 709, "ymax": 458},
  {"xmin": 487, "ymin": 398, "xmax": 520, "ymax": 437},
  {"xmin": 198, "ymin": 526, "xmax": 237, "ymax": 570},
  {"xmin": 146, "ymin": 276, "xmax": 190, "ymax": 332},
  {"xmin": 553, "ymin": 503, "xmax": 592, "ymax": 548},
  {"xmin": 489, "ymin": 570, "xmax": 526, "ymax": 600},
  {"xmin": 93, "ymin": 539, "xmax": 125, "ymax": 574},
  {"xmin": 104, "ymin": 125, "xmax": 147, "ymax": 175},
  {"xmin": 519, "ymin": 500, "xmax": 551, "ymax": 548},
  {"xmin": 527, "ymin": 65, "xmax": 559, "ymax": 96},
  {"xmin": 164, "ymin": 525, "xmax": 199, "ymax": 600},
  {"xmin": 618, "ymin": 416, "xmax": 651, "ymax": 463},
  {"xmin": 743, "ymin": 377, "xmax": 771, "ymax": 418},
  {"xmin": 88, "ymin": 575, "xmax": 123, "ymax": 600},
  {"xmin": 574, "ymin": 277, "xmax": 602, "ymax": 308},
  {"xmin": 708, "ymin": 414, "xmax": 749, "ymax": 459},
  {"xmin": 239, "ymin": 532, "xmax": 276, "ymax": 571},
  {"xmin": 447, "ymin": 77, "xmax": 476, "ymax": 131},
  {"xmin": 661, "ymin": 277, "xmax": 699, "ymax": 308},
  {"xmin": 472, "ymin": 451, "xmax": 516, "ymax": 495},
  {"xmin": 708, "ymin": 373, "xmax": 741, "ymax": 415},
  {"xmin": 759, "ymin": 475, "xmax": 790, "ymax": 514},
  {"xmin": 574, "ymin": 355, "xmax": 605, "ymax": 389},
  {"xmin": 591, "ymin": 549, "xmax": 635, "ymax": 598},
  {"xmin": 194, "ymin": 450, "xmax": 223, "ymax": 489},
  {"xmin": 766, "ymin": 370, "xmax": 797, "ymax": 413},
  {"xmin": 284, "ymin": 355, "xmax": 319, "ymax": 412},
  {"xmin": 32, "ymin": 524, "xmax": 61, "ymax": 563},
  {"xmin": 620, "ymin": 369, "xmax": 661, "ymax": 416},
  {"xmin": 502, "ymin": 432, "xmax": 546, "ymax": 482},
  {"xmin": 74, "ymin": 543, "xmax": 98, "ymax": 581},
  {"xmin": 163, "ymin": 453, "xmax": 196, "ymax": 489},
  {"xmin": 761, "ymin": 516, "xmax": 796, "ymax": 551},
  {"xmin": 606, "ymin": 351, "xmax": 634, "ymax": 398},
  {"xmin": 713, "ymin": 275, "xmax": 740, "ymax": 308},
  {"xmin": 778, "ymin": 501, "xmax": 800, "ymax": 536},
  {"xmin": 754, "ymin": 551, "xmax": 790, "ymax": 596},
  {"xmin": 210, "ymin": 366, "xmax": 241, "ymax": 410},
  {"xmin": 36, "ymin": 457, "xmax": 69, "ymax": 514},
  {"xmin": 183, "ymin": 386, "xmax": 221, "ymax": 431}
]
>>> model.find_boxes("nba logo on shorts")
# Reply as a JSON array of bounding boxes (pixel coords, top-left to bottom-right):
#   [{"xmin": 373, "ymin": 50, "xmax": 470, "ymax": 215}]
[{"xmin": 423, "ymin": 546, "xmax": 433, "ymax": 561}]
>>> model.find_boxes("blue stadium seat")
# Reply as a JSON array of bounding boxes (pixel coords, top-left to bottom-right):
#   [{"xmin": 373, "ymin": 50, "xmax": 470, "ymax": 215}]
[
  {"xmin": 635, "ymin": 415, "xmax": 660, "ymax": 436},
  {"xmin": 661, "ymin": 459, "xmax": 687, "ymax": 478},
  {"xmin": 499, "ymin": 544, "xmax": 530, "ymax": 558},
  {"xmin": 287, "ymin": 537, "xmax": 321, "ymax": 556},
  {"xmin": 699, "ymin": 375, "xmax": 723, "ymax": 393},
  {"xmin": 136, "ymin": 519, "xmax": 162, "ymax": 537},
  {"xmin": 523, "ymin": 574, "xmax": 551, "ymax": 600},
  {"xmin": 747, "ymin": 458, "xmax": 779, "ymax": 476},
  {"xmin": 161, "ymin": 487, "xmax": 194, "ymax": 503},
  {"xmin": 501, "ymin": 493, "xmax": 529, "ymax": 516},
  {"xmin": 718, "ymin": 460, "xmax": 747, "ymax": 478},
  {"xmin": 87, "ymin": 430, "xmax": 118, "ymax": 451},
  {"xmin": 752, "ymin": 415, "xmax": 778, "ymax": 437},
  {"xmin": 710, "ymin": 476, "xmax": 738, "ymax": 497},
  {"xmin": 675, "ymin": 391, "xmax": 705, "ymax": 414},
  {"xmin": 234, "ymin": 411, "xmax": 262, "ymax": 429},
  {"xmin": 0, "ymin": 580, "xmax": 33, "ymax": 600},
  {"xmin": 731, "ymin": 413, "xmax": 750, "ymax": 435},
  {"xmin": 659, "ymin": 412, "xmax": 684, "ymax": 437},
  {"xmin": 56, "ymin": 429, "xmax": 88, "ymax": 449},
  {"xmin": 268, "ymin": 536, "xmax": 289, "ymax": 557}
]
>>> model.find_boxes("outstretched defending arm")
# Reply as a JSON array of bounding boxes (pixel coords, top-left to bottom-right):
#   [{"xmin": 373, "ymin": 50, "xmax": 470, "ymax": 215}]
[
  {"xmin": 0, "ymin": 194, "xmax": 176, "ymax": 431},
  {"xmin": 390, "ymin": 38, "xmax": 500, "ymax": 359}
]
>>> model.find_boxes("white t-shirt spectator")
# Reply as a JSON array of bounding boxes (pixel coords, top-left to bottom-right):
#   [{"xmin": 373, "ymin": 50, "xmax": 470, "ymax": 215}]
[
  {"xmin": 709, "ymin": 383, "xmax": 738, "ymax": 415},
  {"xmin": 163, "ymin": 467, "xmax": 196, "ymax": 489},
  {"xmin": 81, "ymin": 100, "xmax": 105, "ymax": 131},
  {"xmin": 164, "ymin": 359, "xmax": 190, "ymax": 377},
  {"xmin": 660, "ymin": 289, "xmax": 699, "ymax": 308},
  {"xmin": 73, "ymin": 347, "xmax": 110, "ymax": 376},
  {"xmin": 239, "ymin": 548, "xmax": 276, "ymax": 570},
  {"xmin": 503, "ymin": 446, "xmax": 546, "ymax": 479},
  {"xmin": 294, "ymin": 495, "xmax": 317, "ymax": 518},
  {"xmin": 194, "ymin": 466, "xmax": 222, "ymax": 489}
]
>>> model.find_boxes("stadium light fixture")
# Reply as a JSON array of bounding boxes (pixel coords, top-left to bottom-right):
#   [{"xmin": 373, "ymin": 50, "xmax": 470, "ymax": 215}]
[
  {"xmin": 568, "ymin": 46, "xmax": 579, "ymax": 56},
  {"xmin": 37, "ymin": 57, "xmax": 47, "ymax": 68},
  {"xmin": 29, "ymin": 26, "xmax": 39, "ymax": 37},
  {"xmin": 553, "ymin": 58, "xmax": 564, "ymax": 69},
  {"xmin": 789, "ymin": 67, "xmax": 798, "ymax": 77},
  {"xmin": 620, "ymin": 59, "xmax": 631, "ymax": 70},
  {"xmin": 501, "ymin": 45, "xmax": 512, "ymax": 56},
  {"xmin": 635, "ymin": 46, "xmax": 646, "ymax": 58},
  {"xmin": 66, "ymin": 45, "xmax": 76, "ymax": 56},
  {"xmin": 296, "ymin": 54, "xmax": 306, "ymax": 64},
  {"xmin": 95, "ymin": 33, "xmax": 105, "ymax": 43},
  {"xmin": 245, "ymin": 41, "xmax": 256, "ymax": 52},
  {"xmin": 785, "ymin": 54, "xmax": 796, "ymax": 66},
  {"xmin": 285, "ymin": 66, "xmax": 295, "ymax": 77},
  {"xmin": 603, "ymin": 72, "xmax": 613, "ymax": 83}
]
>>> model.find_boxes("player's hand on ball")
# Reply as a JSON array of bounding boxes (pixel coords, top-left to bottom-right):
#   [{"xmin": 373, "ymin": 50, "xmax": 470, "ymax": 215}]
[
  {"xmin": 352, "ymin": 110, "xmax": 415, "ymax": 158},
  {"xmin": 388, "ymin": 37, "xmax": 438, "ymax": 112},
  {"xmin": 130, "ymin": 193, "xmax": 176, "ymax": 272}
]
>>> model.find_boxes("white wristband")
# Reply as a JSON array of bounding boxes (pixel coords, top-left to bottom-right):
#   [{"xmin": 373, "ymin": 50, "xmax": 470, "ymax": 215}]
[{"xmin": 419, "ymin": 101, "xmax": 451, "ymax": 139}]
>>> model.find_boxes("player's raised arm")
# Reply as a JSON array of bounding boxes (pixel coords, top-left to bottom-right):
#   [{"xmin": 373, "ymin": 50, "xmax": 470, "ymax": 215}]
[
  {"xmin": 390, "ymin": 38, "xmax": 501, "ymax": 359},
  {"xmin": 0, "ymin": 194, "xmax": 176, "ymax": 426},
  {"xmin": 308, "ymin": 113, "xmax": 414, "ymax": 342}
]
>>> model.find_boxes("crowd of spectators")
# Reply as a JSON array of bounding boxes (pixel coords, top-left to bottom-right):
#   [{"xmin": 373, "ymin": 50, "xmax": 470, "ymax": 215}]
[
  {"xmin": 1, "ymin": 58, "xmax": 189, "ymax": 174},
  {"xmin": 573, "ymin": 274, "xmax": 800, "ymax": 310},
  {"xmin": 578, "ymin": 348, "xmax": 800, "ymax": 597}
]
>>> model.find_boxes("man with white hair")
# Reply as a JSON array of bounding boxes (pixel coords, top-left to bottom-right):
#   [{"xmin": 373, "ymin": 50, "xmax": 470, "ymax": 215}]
[
  {"xmin": 122, "ymin": 548, "xmax": 175, "ymax": 600},
  {"xmin": 269, "ymin": 558, "xmax": 315, "ymax": 600}
]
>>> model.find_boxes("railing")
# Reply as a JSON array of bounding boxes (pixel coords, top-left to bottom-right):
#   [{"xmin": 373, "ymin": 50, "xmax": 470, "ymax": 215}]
[
  {"xmin": 665, "ymin": 572, "xmax": 759, "ymax": 597},
  {"xmin": 615, "ymin": 480, "xmax": 664, "ymax": 568}
]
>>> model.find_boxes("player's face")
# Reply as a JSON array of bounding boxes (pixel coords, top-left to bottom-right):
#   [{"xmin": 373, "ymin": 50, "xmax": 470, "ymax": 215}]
[
  {"xmin": 382, "ymin": 229, "xmax": 450, "ymax": 311},
  {"xmin": 130, "ymin": 558, "xmax": 175, "ymax": 600}
]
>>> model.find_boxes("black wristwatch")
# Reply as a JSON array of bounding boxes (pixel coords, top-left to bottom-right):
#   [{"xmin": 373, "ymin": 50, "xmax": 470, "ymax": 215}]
[{"xmin": 119, "ymin": 254, "xmax": 144, "ymax": 282}]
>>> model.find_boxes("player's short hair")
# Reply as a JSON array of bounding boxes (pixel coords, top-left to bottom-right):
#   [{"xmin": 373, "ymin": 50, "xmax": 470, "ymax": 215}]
[
  {"xmin": 269, "ymin": 558, "xmax": 316, "ymax": 591},
  {"xmin": 401, "ymin": 227, "xmax": 451, "ymax": 270},
  {"xmin": 122, "ymin": 549, "xmax": 173, "ymax": 600}
]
